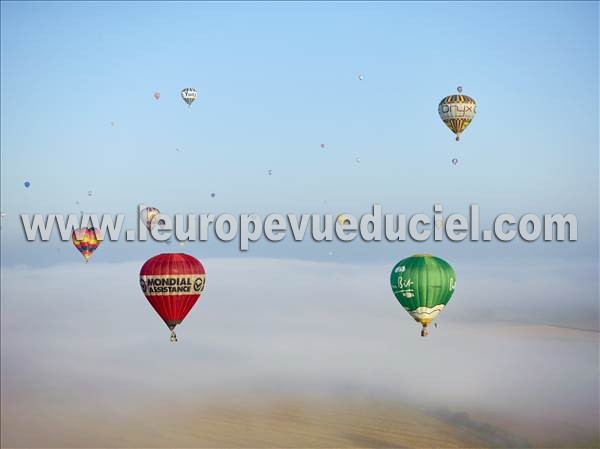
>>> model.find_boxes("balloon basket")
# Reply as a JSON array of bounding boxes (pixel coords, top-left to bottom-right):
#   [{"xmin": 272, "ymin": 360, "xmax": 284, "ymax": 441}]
[{"xmin": 170, "ymin": 330, "xmax": 178, "ymax": 343}]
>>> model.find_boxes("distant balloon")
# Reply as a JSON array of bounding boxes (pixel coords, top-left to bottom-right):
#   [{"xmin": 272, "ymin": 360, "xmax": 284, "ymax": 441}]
[
  {"xmin": 71, "ymin": 227, "xmax": 102, "ymax": 263},
  {"xmin": 452, "ymin": 158, "xmax": 458, "ymax": 165},
  {"xmin": 87, "ymin": 190, "xmax": 93, "ymax": 197},
  {"xmin": 140, "ymin": 206, "xmax": 161, "ymax": 231},
  {"xmin": 139, "ymin": 253, "xmax": 206, "ymax": 341},
  {"xmin": 438, "ymin": 90, "xmax": 476, "ymax": 141},
  {"xmin": 24, "ymin": 181, "xmax": 31, "ymax": 188},
  {"xmin": 154, "ymin": 91, "xmax": 160, "ymax": 100},
  {"xmin": 320, "ymin": 144, "xmax": 325, "ymax": 149},
  {"xmin": 110, "ymin": 121, "xmax": 115, "ymax": 127},
  {"xmin": 75, "ymin": 201, "xmax": 79, "ymax": 205},
  {"xmin": 181, "ymin": 88, "xmax": 197, "ymax": 107},
  {"xmin": 457, "ymin": 86, "xmax": 463, "ymax": 93},
  {"xmin": 358, "ymin": 74, "xmax": 364, "ymax": 81},
  {"xmin": 267, "ymin": 169, "xmax": 273, "ymax": 176},
  {"xmin": 336, "ymin": 214, "xmax": 351, "ymax": 226},
  {"xmin": 211, "ymin": 193, "xmax": 216, "ymax": 198},
  {"xmin": 355, "ymin": 157, "xmax": 361, "ymax": 164}
]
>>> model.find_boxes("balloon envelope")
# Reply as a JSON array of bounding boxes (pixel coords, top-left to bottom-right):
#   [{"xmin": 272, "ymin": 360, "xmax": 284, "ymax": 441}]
[
  {"xmin": 336, "ymin": 214, "xmax": 351, "ymax": 226},
  {"xmin": 139, "ymin": 253, "xmax": 206, "ymax": 332},
  {"xmin": 438, "ymin": 94, "xmax": 476, "ymax": 141},
  {"xmin": 390, "ymin": 254, "xmax": 456, "ymax": 335},
  {"xmin": 140, "ymin": 206, "xmax": 161, "ymax": 231},
  {"xmin": 181, "ymin": 88, "xmax": 197, "ymax": 106},
  {"xmin": 72, "ymin": 227, "xmax": 102, "ymax": 263}
]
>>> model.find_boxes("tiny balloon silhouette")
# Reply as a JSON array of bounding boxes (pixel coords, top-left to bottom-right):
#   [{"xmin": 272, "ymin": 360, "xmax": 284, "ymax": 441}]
[
  {"xmin": 320, "ymin": 143, "xmax": 325, "ymax": 149},
  {"xmin": 87, "ymin": 190, "xmax": 93, "ymax": 197},
  {"xmin": 358, "ymin": 74, "xmax": 364, "ymax": 80},
  {"xmin": 211, "ymin": 193, "xmax": 216, "ymax": 198},
  {"xmin": 154, "ymin": 91, "xmax": 160, "ymax": 100},
  {"xmin": 355, "ymin": 157, "xmax": 361, "ymax": 164},
  {"xmin": 267, "ymin": 169, "xmax": 273, "ymax": 176},
  {"xmin": 24, "ymin": 181, "xmax": 31, "ymax": 188},
  {"xmin": 452, "ymin": 158, "xmax": 459, "ymax": 165}
]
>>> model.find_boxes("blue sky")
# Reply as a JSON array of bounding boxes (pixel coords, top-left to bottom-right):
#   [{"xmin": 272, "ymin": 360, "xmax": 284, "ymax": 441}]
[{"xmin": 1, "ymin": 1, "xmax": 598, "ymax": 265}]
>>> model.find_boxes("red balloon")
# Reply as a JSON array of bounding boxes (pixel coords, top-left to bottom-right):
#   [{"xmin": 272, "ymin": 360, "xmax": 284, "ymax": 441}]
[{"xmin": 139, "ymin": 253, "xmax": 206, "ymax": 341}]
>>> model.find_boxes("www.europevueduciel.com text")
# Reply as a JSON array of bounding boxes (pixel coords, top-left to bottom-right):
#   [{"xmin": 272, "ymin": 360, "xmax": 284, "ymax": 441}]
[{"xmin": 20, "ymin": 204, "xmax": 577, "ymax": 251}]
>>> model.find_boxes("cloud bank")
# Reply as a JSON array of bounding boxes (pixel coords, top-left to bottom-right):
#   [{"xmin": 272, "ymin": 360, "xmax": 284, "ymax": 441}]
[{"xmin": 1, "ymin": 257, "xmax": 598, "ymax": 447}]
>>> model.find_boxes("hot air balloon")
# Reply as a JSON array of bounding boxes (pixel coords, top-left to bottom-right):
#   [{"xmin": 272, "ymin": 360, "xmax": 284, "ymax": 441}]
[
  {"xmin": 181, "ymin": 88, "xmax": 197, "ymax": 107},
  {"xmin": 140, "ymin": 206, "xmax": 161, "ymax": 231},
  {"xmin": 267, "ymin": 169, "xmax": 273, "ymax": 176},
  {"xmin": 358, "ymin": 74, "xmax": 364, "ymax": 81},
  {"xmin": 139, "ymin": 253, "xmax": 206, "ymax": 342},
  {"xmin": 336, "ymin": 214, "xmax": 351, "ymax": 226},
  {"xmin": 24, "ymin": 181, "xmax": 31, "ymax": 188},
  {"xmin": 154, "ymin": 91, "xmax": 160, "ymax": 100},
  {"xmin": 438, "ymin": 89, "xmax": 476, "ymax": 141},
  {"xmin": 390, "ymin": 254, "xmax": 456, "ymax": 337},
  {"xmin": 452, "ymin": 158, "xmax": 458, "ymax": 166},
  {"xmin": 71, "ymin": 227, "xmax": 102, "ymax": 263}
]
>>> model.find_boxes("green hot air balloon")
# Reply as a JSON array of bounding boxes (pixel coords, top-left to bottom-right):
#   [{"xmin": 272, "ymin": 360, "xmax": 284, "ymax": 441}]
[{"xmin": 390, "ymin": 254, "xmax": 456, "ymax": 337}]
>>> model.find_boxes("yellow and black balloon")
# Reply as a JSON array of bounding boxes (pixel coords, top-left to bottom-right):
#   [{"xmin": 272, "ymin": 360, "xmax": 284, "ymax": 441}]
[{"xmin": 438, "ymin": 88, "xmax": 477, "ymax": 141}]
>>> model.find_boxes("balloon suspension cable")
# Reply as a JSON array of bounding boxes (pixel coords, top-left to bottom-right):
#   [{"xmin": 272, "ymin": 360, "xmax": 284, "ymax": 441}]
[
  {"xmin": 421, "ymin": 324, "xmax": 429, "ymax": 337},
  {"xmin": 170, "ymin": 330, "xmax": 178, "ymax": 342}
]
